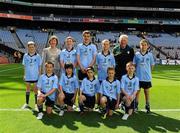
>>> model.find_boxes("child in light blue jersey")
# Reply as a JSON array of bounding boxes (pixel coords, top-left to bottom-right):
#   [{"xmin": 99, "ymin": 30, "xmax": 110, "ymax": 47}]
[
  {"xmin": 133, "ymin": 39, "xmax": 155, "ymax": 113},
  {"xmin": 58, "ymin": 63, "xmax": 79, "ymax": 116},
  {"xmin": 96, "ymin": 39, "xmax": 115, "ymax": 83},
  {"xmin": 36, "ymin": 62, "xmax": 58, "ymax": 120},
  {"xmin": 22, "ymin": 41, "xmax": 42, "ymax": 109},
  {"xmin": 60, "ymin": 36, "xmax": 77, "ymax": 74},
  {"xmin": 121, "ymin": 62, "xmax": 139, "ymax": 120},
  {"xmin": 76, "ymin": 30, "xmax": 97, "ymax": 81},
  {"xmin": 99, "ymin": 67, "xmax": 120, "ymax": 119},
  {"xmin": 79, "ymin": 67, "xmax": 100, "ymax": 114}
]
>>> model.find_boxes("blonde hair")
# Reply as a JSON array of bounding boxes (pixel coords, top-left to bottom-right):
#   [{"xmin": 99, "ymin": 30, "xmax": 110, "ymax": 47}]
[
  {"xmin": 140, "ymin": 39, "xmax": 149, "ymax": 45},
  {"xmin": 101, "ymin": 39, "xmax": 110, "ymax": 45}
]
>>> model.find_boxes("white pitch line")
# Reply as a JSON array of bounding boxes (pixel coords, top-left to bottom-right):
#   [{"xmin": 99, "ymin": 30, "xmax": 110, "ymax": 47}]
[
  {"xmin": 0, "ymin": 67, "xmax": 22, "ymax": 73},
  {"xmin": 0, "ymin": 108, "xmax": 180, "ymax": 112}
]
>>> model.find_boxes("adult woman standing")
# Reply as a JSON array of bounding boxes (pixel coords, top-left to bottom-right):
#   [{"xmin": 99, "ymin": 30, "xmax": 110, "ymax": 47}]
[{"xmin": 42, "ymin": 35, "xmax": 61, "ymax": 77}]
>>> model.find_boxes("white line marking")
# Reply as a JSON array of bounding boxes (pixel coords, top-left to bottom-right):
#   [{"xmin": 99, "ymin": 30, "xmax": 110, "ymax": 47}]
[
  {"xmin": 0, "ymin": 67, "xmax": 22, "ymax": 73},
  {"xmin": 0, "ymin": 108, "xmax": 180, "ymax": 112}
]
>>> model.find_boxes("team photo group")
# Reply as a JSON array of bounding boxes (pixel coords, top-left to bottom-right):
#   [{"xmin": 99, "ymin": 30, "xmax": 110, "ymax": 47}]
[{"xmin": 22, "ymin": 30, "xmax": 155, "ymax": 121}]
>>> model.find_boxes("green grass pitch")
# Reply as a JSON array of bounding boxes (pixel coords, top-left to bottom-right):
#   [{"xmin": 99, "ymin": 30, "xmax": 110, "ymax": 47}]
[{"xmin": 0, "ymin": 64, "xmax": 180, "ymax": 133}]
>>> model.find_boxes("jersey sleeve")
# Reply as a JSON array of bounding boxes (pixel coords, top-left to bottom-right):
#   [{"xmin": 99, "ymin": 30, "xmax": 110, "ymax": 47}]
[
  {"xmin": 60, "ymin": 51, "xmax": 64, "ymax": 62},
  {"xmin": 133, "ymin": 54, "xmax": 137, "ymax": 65},
  {"xmin": 134, "ymin": 77, "xmax": 139, "ymax": 91},
  {"xmin": 22, "ymin": 54, "xmax": 26, "ymax": 66},
  {"xmin": 116, "ymin": 80, "xmax": 121, "ymax": 94},
  {"xmin": 150, "ymin": 53, "xmax": 155, "ymax": 66},
  {"xmin": 95, "ymin": 80, "xmax": 100, "ymax": 93},
  {"xmin": 38, "ymin": 55, "xmax": 42, "ymax": 67},
  {"xmin": 76, "ymin": 44, "xmax": 80, "ymax": 55},
  {"xmin": 93, "ymin": 45, "xmax": 97, "ymax": 56},
  {"xmin": 111, "ymin": 55, "xmax": 116, "ymax": 67},
  {"xmin": 59, "ymin": 74, "xmax": 64, "ymax": 86},
  {"xmin": 74, "ymin": 77, "xmax": 79, "ymax": 90},
  {"xmin": 53, "ymin": 76, "xmax": 58, "ymax": 89},
  {"xmin": 121, "ymin": 76, "xmax": 125, "ymax": 90},
  {"xmin": 80, "ymin": 79, "xmax": 85, "ymax": 92},
  {"xmin": 37, "ymin": 75, "xmax": 42, "ymax": 89}
]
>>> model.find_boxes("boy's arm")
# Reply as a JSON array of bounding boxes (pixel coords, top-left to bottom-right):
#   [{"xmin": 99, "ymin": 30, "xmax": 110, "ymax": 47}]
[{"xmin": 44, "ymin": 88, "xmax": 56, "ymax": 97}]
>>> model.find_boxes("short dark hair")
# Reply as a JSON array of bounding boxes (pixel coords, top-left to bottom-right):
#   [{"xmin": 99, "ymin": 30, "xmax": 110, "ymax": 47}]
[
  {"xmin": 82, "ymin": 30, "xmax": 91, "ymax": 36},
  {"xmin": 107, "ymin": 66, "xmax": 115, "ymax": 73},
  {"xmin": 64, "ymin": 63, "xmax": 74, "ymax": 70},
  {"xmin": 45, "ymin": 61, "xmax": 54, "ymax": 67}
]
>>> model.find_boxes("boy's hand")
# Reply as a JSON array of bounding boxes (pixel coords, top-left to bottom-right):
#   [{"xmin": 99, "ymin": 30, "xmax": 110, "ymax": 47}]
[{"xmin": 71, "ymin": 96, "xmax": 76, "ymax": 103}]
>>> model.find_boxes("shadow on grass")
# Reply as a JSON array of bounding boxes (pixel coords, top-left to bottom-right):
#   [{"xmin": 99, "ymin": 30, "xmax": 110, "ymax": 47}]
[{"xmin": 32, "ymin": 110, "xmax": 180, "ymax": 132}]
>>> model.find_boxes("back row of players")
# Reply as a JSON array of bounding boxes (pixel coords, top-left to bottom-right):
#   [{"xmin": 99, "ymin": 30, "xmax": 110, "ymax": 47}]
[{"xmin": 22, "ymin": 30, "xmax": 155, "ymax": 120}]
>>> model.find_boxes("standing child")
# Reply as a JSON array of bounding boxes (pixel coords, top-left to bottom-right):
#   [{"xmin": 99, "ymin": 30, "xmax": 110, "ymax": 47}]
[
  {"xmin": 121, "ymin": 62, "xmax": 139, "ymax": 120},
  {"xmin": 133, "ymin": 39, "xmax": 155, "ymax": 113},
  {"xmin": 76, "ymin": 30, "xmax": 97, "ymax": 82},
  {"xmin": 22, "ymin": 41, "xmax": 42, "ymax": 109},
  {"xmin": 79, "ymin": 67, "xmax": 100, "ymax": 114},
  {"xmin": 60, "ymin": 36, "xmax": 77, "ymax": 74},
  {"xmin": 36, "ymin": 62, "xmax": 58, "ymax": 120},
  {"xmin": 58, "ymin": 63, "xmax": 79, "ymax": 116},
  {"xmin": 99, "ymin": 67, "xmax": 120, "ymax": 119}
]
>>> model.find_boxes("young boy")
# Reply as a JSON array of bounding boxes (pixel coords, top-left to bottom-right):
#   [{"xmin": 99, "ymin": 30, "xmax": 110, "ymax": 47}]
[
  {"xmin": 79, "ymin": 67, "xmax": 100, "ymax": 114},
  {"xmin": 76, "ymin": 30, "xmax": 97, "ymax": 82},
  {"xmin": 60, "ymin": 36, "xmax": 77, "ymax": 74},
  {"xmin": 36, "ymin": 62, "xmax": 58, "ymax": 120},
  {"xmin": 96, "ymin": 39, "xmax": 115, "ymax": 83},
  {"xmin": 58, "ymin": 63, "xmax": 79, "ymax": 116},
  {"xmin": 121, "ymin": 62, "xmax": 139, "ymax": 120},
  {"xmin": 133, "ymin": 39, "xmax": 155, "ymax": 113},
  {"xmin": 22, "ymin": 41, "xmax": 42, "ymax": 109},
  {"xmin": 99, "ymin": 67, "xmax": 120, "ymax": 119}
]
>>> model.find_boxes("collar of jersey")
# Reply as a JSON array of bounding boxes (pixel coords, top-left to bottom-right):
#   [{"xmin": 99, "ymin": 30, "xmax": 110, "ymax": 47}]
[
  {"xmin": 140, "ymin": 51, "xmax": 148, "ymax": 56},
  {"xmin": 102, "ymin": 51, "xmax": 110, "ymax": 56},
  {"xmin": 66, "ymin": 47, "xmax": 74, "ymax": 52},
  {"xmin": 45, "ymin": 73, "xmax": 55, "ymax": 78},
  {"xmin": 83, "ymin": 42, "xmax": 91, "ymax": 46},
  {"xmin": 87, "ymin": 76, "xmax": 95, "ymax": 82},
  {"xmin": 65, "ymin": 73, "xmax": 74, "ymax": 78},
  {"xmin": 127, "ymin": 74, "xmax": 135, "ymax": 80},
  {"xmin": 28, "ymin": 53, "xmax": 37, "ymax": 57},
  {"xmin": 106, "ymin": 77, "xmax": 116, "ymax": 83}
]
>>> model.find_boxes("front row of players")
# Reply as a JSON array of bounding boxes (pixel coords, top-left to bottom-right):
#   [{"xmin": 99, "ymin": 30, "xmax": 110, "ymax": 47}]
[{"xmin": 35, "ymin": 61, "xmax": 139, "ymax": 120}]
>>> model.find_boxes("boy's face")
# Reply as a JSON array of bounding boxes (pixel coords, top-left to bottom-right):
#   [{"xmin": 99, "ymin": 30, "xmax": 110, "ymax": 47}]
[
  {"xmin": 46, "ymin": 64, "xmax": 54, "ymax": 74},
  {"xmin": 126, "ymin": 65, "xmax": 135, "ymax": 74},
  {"xmin": 83, "ymin": 33, "xmax": 91, "ymax": 44},
  {"xmin": 140, "ymin": 42, "xmax": 149, "ymax": 52},
  {"xmin": 50, "ymin": 38, "xmax": 57, "ymax": 48},
  {"xmin": 66, "ymin": 39, "xmax": 73, "ymax": 49},
  {"xmin": 28, "ymin": 44, "xmax": 35, "ymax": 54},
  {"xmin": 108, "ymin": 69, "xmax": 115, "ymax": 79},
  {"xmin": 87, "ymin": 69, "xmax": 94, "ymax": 78},
  {"xmin": 66, "ymin": 68, "xmax": 73, "ymax": 75},
  {"xmin": 102, "ymin": 41, "xmax": 110, "ymax": 51}
]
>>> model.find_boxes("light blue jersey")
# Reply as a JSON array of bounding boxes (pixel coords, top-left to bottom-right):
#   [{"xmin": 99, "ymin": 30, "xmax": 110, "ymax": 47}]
[
  {"xmin": 80, "ymin": 77, "xmax": 100, "ymax": 96},
  {"xmin": 99, "ymin": 79, "xmax": 121, "ymax": 100},
  {"xmin": 22, "ymin": 53, "xmax": 42, "ymax": 81},
  {"xmin": 59, "ymin": 73, "xmax": 79, "ymax": 94},
  {"xmin": 133, "ymin": 51, "xmax": 155, "ymax": 81},
  {"xmin": 37, "ymin": 73, "xmax": 58, "ymax": 101},
  {"xmin": 60, "ymin": 48, "xmax": 77, "ymax": 73},
  {"xmin": 96, "ymin": 51, "xmax": 115, "ymax": 81},
  {"xmin": 121, "ymin": 74, "xmax": 139, "ymax": 96},
  {"xmin": 76, "ymin": 43, "xmax": 97, "ymax": 69}
]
